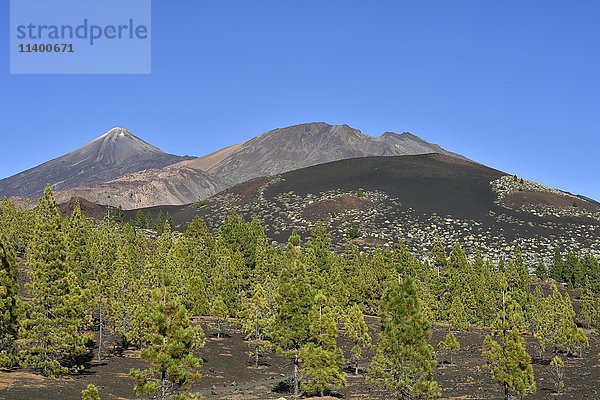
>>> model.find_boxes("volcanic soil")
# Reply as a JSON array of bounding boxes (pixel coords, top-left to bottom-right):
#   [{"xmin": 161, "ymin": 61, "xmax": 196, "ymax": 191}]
[{"xmin": 1, "ymin": 317, "xmax": 598, "ymax": 400}]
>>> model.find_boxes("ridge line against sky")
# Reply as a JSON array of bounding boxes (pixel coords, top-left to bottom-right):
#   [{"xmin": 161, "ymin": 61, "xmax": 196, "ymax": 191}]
[{"xmin": 0, "ymin": 1, "xmax": 598, "ymax": 200}]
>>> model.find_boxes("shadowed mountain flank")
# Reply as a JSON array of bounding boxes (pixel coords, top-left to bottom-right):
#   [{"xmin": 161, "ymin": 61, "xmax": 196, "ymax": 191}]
[{"xmin": 129, "ymin": 154, "xmax": 599, "ymax": 264}]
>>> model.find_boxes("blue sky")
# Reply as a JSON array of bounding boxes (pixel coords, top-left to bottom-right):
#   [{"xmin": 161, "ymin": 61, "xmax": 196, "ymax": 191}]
[{"xmin": 1, "ymin": 1, "xmax": 599, "ymax": 200}]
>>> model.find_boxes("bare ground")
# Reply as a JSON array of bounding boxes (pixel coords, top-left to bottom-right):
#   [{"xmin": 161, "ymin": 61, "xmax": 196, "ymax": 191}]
[{"xmin": 1, "ymin": 319, "xmax": 598, "ymax": 400}]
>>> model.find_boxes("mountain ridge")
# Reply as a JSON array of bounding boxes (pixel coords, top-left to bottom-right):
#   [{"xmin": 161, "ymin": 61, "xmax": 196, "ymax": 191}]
[
  {"xmin": 1, "ymin": 122, "xmax": 471, "ymax": 209},
  {"xmin": 0, "ymin": 127, "xmax": 194, "ymax": 199},
  {"xmin": 178, "ymin": 122, "xmax": 468, "ymax": 189}
]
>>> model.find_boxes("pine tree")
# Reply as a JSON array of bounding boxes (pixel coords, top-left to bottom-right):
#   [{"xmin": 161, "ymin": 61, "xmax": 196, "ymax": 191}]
[
  {"xmin": 360, "ymin": 248, "xmax": 393, "ymax": 314},
  {"xmin": 482, "ymin": 280, "xmax": 535, "ymax": 399},
  {"xmin": 133, "ymin": 211, "xmax": 149, "ymax": 229},
  {"xmin": 299, "ymin": 296, "xmax": 346, "ymax": 396},
  {"xmin": 238, "ymin": 283, "xmax": 272, "ymax": 367},
  {"xmin": 549, "ymin": 355, "xmax": 565, "ymax": 394},
  {"xmin": 579, "ymin": 283, "xmax": 597, "ymax": 329},
  {"xmin": 108, "ymin": 229, "xmax": 148, "ymax": 347},
  {"xmin": 347, "ymin": 222, "xmax": 360, "ymax": 240},
  {"xmin": 65, "ymin": 201, "xmax": 98, "ymax": 356},
  {"xmin": 305, "ymin": 225, "xmax": 349, "ymax": 309},
  {"xmin": 551, "ymin": 288, "xmax": 588, "ymax": 355},
  {"xmin": 252, "ymin": 227, "xmax": 278, "ymax": 283},
  {"xmin": 170, "ymin": 216, "xmax": 214, "ymax": 317},
  {"xmin": 127, "ymin": 237, "xmax": 162, "ymax": 348},
  {"xmin": 430, "ymin": 233, "xmax": 447, "ymax": 279},
  {"xmin": 469, "ymin": 248, "xmax": 493, "ymax": 325},
  {"xmin": 551, "ymin": 247, "xmax": 564, "ymax": 283},
  {"xmin": 207, "ymin": 243, "xmax": 245, "ymax": 317},
  {"xmin": 218, "ymin": 213, "xmax": 261, "ymax": 272},
  {"xmin": 532, "ymin": 283, "xmax": 589, "ymax": 357},
  {"xmin": 0, "ymin": 235, "xmax": 19, "ymax": 367},
  {"xmin": 209, "ymin": 295, "xmax": 229, "ymax": 339},
  {"xmin": 437, "ymin": 242, "xmax": 478, "ymax": 323},
  {"xmin": 530, "ymin": 286, "xmax": 553, "ymax": 359},
  {"xmin": 155, "ymin": 211, "xmax": 173, "ymax": 235},
  {"xmin": 582, "ymin": 254, "xmax": 600, "ymax": 292},
  {"xmin": 438, "ymin": 332, "xmax": 460, "ymax": 365},
  {"xmin": 369, "ymin": 276, "xmax": 440, "ymax": 399},
  {"xmin": 534, "ymin": 259, "xmax": 547, "ymax": 280},
  {"xmin": 344, "ymin": 242, "xmax": 372, "ymax": 310},
  {"xmin": 505, "ymin": 248, "xmax": 530, "ymax": 309},
  {"xmin": 271, "ymin": 230, "xmax": 314, "ymax": 397},
  {"xmin": 343, "ymin": 304, "xmax": 372, "ymax": 375},
  {"xmin": 449, "ymin": 296, "xmax": 469, "ymax": 331},
  {"xmin": 130, "ymin": 269, "xmax": 205, "ymax": 400},
  {"xmin": 415, "ymin": 276, "xmax": 438, "ymax": 327},
  {"xmin": 0, "ymin": 197, "xmax": 32, "ymax": 254},
  {"xmin": 20, "ymin": 186, "xmax": 90, "ymax": 376},
  {"xmin": 65, "ymin": 200, "xmax": 93, "ymax": 284},
  {"xmin": 564, "ymin": 251, "xmax": 584, "ymax": 288},
  {"xmin": 170, "ymin": 235, "xmax": 209, "ymax": 317},
  {"xmin": 81, "ymin": 383, "xmax": 101, "ymax": 400}
]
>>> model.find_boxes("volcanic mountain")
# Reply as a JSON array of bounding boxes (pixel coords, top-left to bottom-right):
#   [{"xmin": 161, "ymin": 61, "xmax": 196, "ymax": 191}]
[
  {"xmin": 1, "ymin": 122, "xmax": 469, "ymax": 209},
  {"xmin": 177, "ymin": 122, "xmax": 467, "ymax": 188},
  {"xmin": 0, "ymin": 128, "xmax": 194, "ymax": 199},
  {"xmin": 130, "ymin": 154, "xmax": 600, "ymax": 265},
  {"xmin": 99, "ymin": 122, "xmax": 466, "ymax": 208}
]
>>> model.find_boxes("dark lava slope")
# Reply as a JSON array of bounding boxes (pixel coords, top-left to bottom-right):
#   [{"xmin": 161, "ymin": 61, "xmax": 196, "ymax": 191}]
[
  {"xmin": 126, "ymin": 154, "xmax": 600, "ymax": 264},
  {"xmin": 260, "ymin": 154, "xmax": 502, "ymax": 218}
]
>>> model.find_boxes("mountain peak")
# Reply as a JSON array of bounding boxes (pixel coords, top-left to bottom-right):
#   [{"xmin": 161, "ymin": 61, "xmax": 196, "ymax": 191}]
[
  {"xmin": 0, "ymin": 128, "xmax": 194, "ymax": 199},
  {"xmin": 95, "ymin": 127, "xmax": 138, "ymax": 142},
  {"xmin": 102, "ymin": 127, "xmax": 132, "ymax": 137},
  {"xmin": 380, "ymin": 131, "xmax": 421, "ymax": 140},
  {"xmin": 182, "ymin": 122, "xmax": 467, "ymax": 188}
]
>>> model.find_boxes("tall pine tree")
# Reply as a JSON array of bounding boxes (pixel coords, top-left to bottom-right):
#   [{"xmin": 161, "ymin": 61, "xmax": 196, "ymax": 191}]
[
  {"xmin": 20, "ymin": 186, "xmax": 90, "ymax": 376},
  {"xmin": 300, "ymin": 294, "xmax": 346, "ymax": 396},
  {"xmin": 0, "ymin": 234, "xmax": 19, "ymax": 366},
  {"xmin": 343, "ymin": 304, "xmax": 372, "ymax": 375},
  {"xmin": 238, "ymin": 283, "xmax": 273, "ymax": 368},
  {"xmin": 271, "ymin": 230, "xmax": 314, "ymax": 396},
  {"xmin": 482, "ymin": 280, "xmax": 535, "ymax": 399},
  {"xmin": 130, "ymin": 269, "xmax": 205, "ymax": 400},
  {"xmin": 369, "ymin": 275, "xmax": 440, "ymax": 399}
]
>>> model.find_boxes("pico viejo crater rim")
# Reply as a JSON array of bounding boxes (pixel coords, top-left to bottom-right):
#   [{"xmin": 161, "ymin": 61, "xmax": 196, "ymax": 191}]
[{"xmin": 9, "ymin": 0, "xmax": 151, "ymax": 74}]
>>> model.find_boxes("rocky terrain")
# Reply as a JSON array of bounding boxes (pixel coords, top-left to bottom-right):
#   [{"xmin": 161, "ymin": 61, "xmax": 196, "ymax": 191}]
[
  {"xmin": 1, "ymin": 123, "xmax": 470, "ymax": 209},
  {"xmin": 132, "ymin": 154, "xmax": 600, "ymax": 266},
  {"xmin": 178, "ymin": 122, "xmax": 468, "ymax": 188},
  {"xmin": 2, "ymin": 317, "xmax": 598, "ymax": 400},
  {"xmin": 0, "ymin": 128, "xmax": 194, "ymax": 199},
  {"xmin": 56, "ymin": 165, "xmax": 224, "ymax": 210}
]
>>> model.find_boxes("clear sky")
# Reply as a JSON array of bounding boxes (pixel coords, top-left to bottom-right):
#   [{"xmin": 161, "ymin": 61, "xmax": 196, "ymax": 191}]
[{"xmin": 1, "ymin": 1, "xmax": 599, "ymax": 200}]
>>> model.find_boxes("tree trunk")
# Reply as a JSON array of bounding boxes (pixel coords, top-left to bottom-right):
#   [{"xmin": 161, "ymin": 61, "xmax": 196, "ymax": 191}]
[
  {"xmin": 293, "ymin": 353, "xmax": 300, "ymax": 397},
  {"xmin": 98, "ymin": 302, "xmax": 103, "ymax": 361},
  {"xmin": 355, "ymin": 360, "xmax": 359, "ymax": 376},
  {"xmin": 161, "ymin": 370, "xmax": 167, "ymax": 400},
  {"xmin": 255, "ymin": 345, "xmax": 259, "ymax": 368}
]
